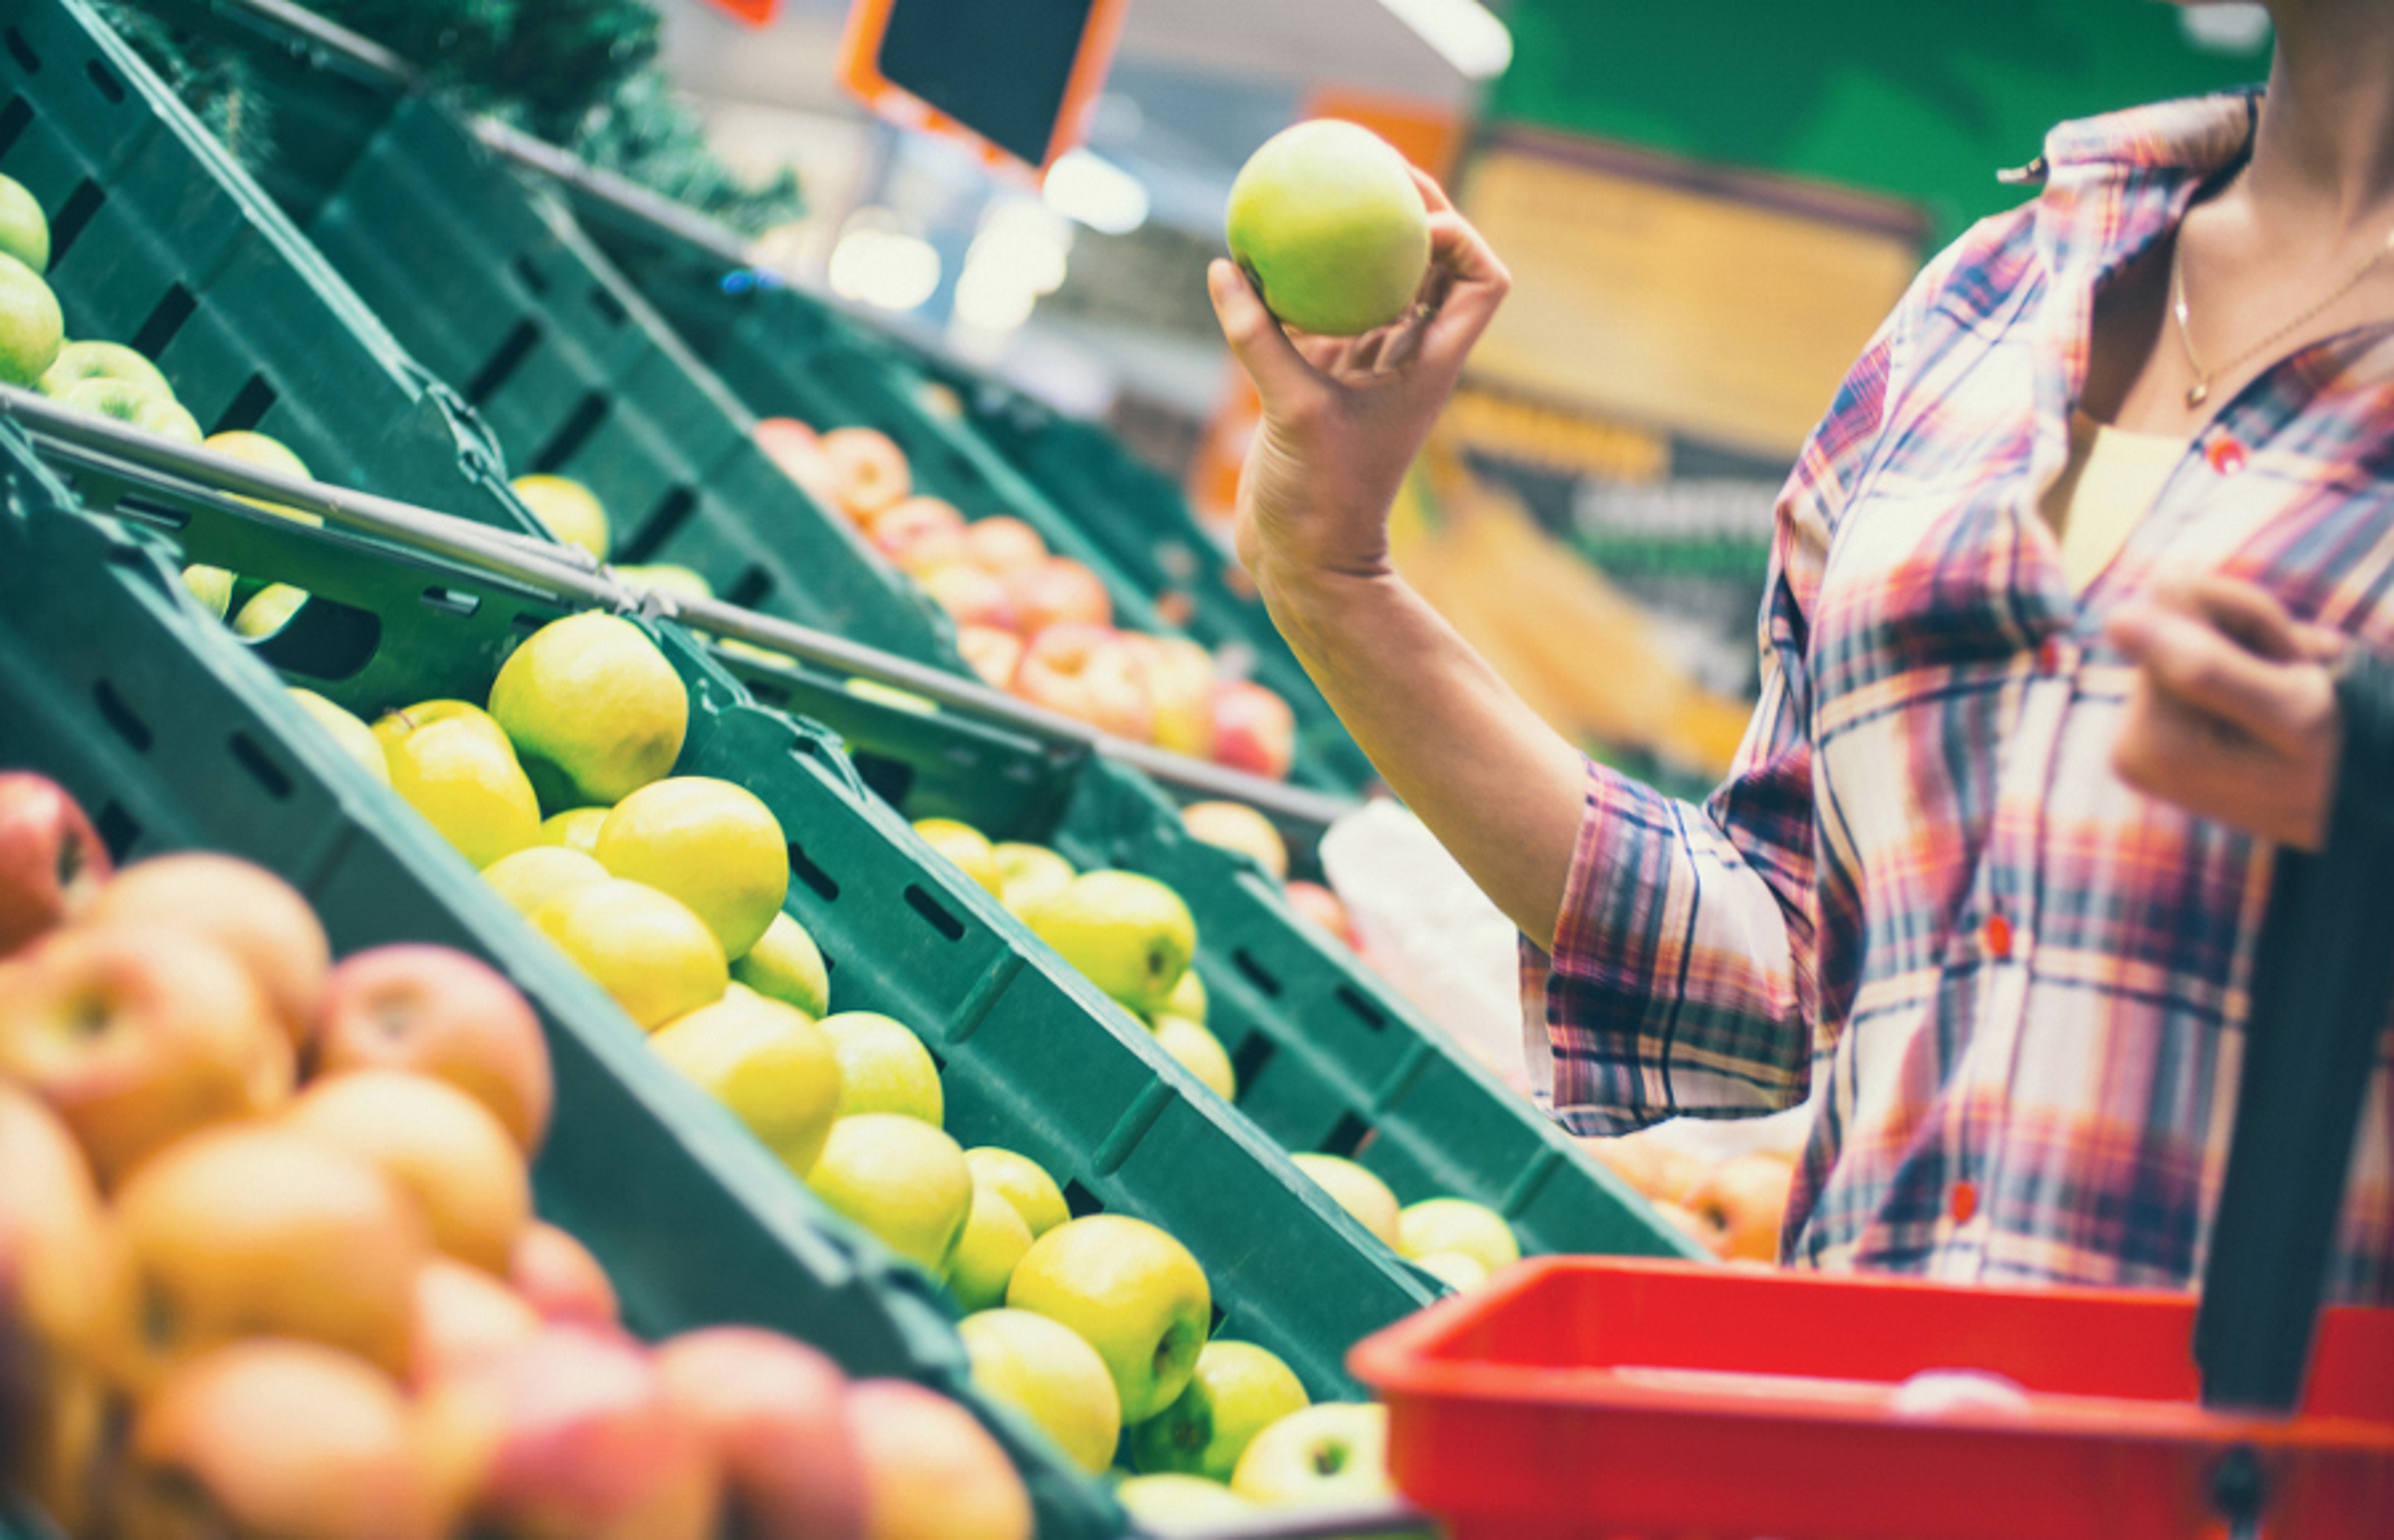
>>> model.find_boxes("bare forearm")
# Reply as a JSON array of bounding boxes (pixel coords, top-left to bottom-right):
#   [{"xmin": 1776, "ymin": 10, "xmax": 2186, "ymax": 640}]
[{"xmin": 1263, "ymin": 565, "xmax": 1587, "ymax": 951}]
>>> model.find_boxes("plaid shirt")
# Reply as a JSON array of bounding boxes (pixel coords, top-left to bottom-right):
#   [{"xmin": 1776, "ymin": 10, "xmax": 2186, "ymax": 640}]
[{"xmin": 1523, "ymin": 92, "xmax": 2394, "ymax": 1300}]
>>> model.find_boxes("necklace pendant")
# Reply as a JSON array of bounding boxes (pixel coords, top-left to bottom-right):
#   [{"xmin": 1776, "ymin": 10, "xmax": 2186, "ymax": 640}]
[{"xmin": 2186, "ymin": 380, "xmax": 2209, "ymax": 408}]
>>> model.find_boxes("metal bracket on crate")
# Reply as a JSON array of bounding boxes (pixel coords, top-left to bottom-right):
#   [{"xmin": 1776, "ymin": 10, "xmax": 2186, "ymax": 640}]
[{"xmin": 0, "ymin": 385, "xmax": 1359, "ymax": 830}]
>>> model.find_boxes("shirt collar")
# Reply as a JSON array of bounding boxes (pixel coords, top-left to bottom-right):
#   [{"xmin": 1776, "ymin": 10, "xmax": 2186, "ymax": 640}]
[{"xmin": 2040, "ymin": 89, "xmax": 2262, "ymax": 176}]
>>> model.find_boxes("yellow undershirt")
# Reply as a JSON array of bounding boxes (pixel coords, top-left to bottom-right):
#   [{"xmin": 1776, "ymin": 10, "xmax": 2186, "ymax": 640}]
[{"xmin": 2039, "ymin": 411, "xmax": 2186, "ymax": 594}]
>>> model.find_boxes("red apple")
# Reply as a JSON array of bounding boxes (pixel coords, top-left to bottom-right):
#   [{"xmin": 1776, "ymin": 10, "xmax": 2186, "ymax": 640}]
[
  {"xmin": 868, "ymin": 498, "xmax": 967, "ymax": 569},
  {"xmin": 508, "ymin": 1221, "xmax": 620, "ymax": 1329},
  {"xmin": 957, "ymin": 627, "xmax": 1026, "ymax": 691},
  {"xmin": 82, "ymin": 852, "xmax": 331, "ymax": 1051},
  {"xmin": 1210, "ymin": 680, "xmax": 1296, "ymax": 781},
  {"xmin": 1004, "ymin": 556, "xmax": 1112, "ymax": 634},
  {"xmin": 962, "ymin": 516, "xmax": 1047, "ymax": 576},
  {"xmin": 413, "ymin": 1256, "xmax": 543, "ymax": 1390},
  {"xmin": 844, "ymin": 1378, "xmax": 1031, "ymax": 1540},
  {"xmin": 656, "ymin": 1327, "xmax": 867, "ymax": 1540},
  {"xmin": 124, "ymin": 1340, "xmax": 465, "ymax": 1540},
  {"xmin": 442, "ymin": 1324, "xmax": 719, "ymax": 1540},
  {"xmin": 1126, "ymin": 635, "xmax": 1219, "ymax": 761},
  {"xmin": 312, "ymin": 944, "xmax": 554, "ymax": 1155},
  {"xmin": 1180, "ymin": 800, "xmax": 1288, "ymax": 880},
  {"xmin": 0, "ymin": 923, "xmax": 295, "ymax": 1189},
  {"xmin": 915, "ymin": 563, "xmax": 1019, "ymax": 633},
  {"xmin": 1284, "ymin": 881, "xmax": 1360, "ymax": 951},
  {"xmin": 821, "ymin": 428, "xmax": 911, "ymax": 521},
  {"xmin": 1012, "ymin": 624, "xmax": 1154, "ymax": 742},
  {"xmin": 0, "ymin": 773, "xmax": 112, "ymax": 957}
]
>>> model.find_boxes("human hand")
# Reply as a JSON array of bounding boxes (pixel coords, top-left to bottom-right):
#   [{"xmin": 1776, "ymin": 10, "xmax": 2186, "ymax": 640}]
[
  {"xmin": 1204, "ymin": 168, "xmax": 1509, "ymax": 599},
  {"xmin": 2106, "ymin": 574, "xmax": 2346, "ymax": 850}
]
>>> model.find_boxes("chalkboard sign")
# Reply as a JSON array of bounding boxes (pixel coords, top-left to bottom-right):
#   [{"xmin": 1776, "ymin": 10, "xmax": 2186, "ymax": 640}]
[{"xmin": 839, "ymin": 0, "xmax": 1130, "ymax": 176}]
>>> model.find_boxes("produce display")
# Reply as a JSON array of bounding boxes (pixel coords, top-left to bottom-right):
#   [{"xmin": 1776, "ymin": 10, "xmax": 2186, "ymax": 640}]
[
  {"xmin": 1582, "ymin": 1130, "xmax": 1799, "ymax": 1264},
  {"xmin": 744, "ymin": 419, "xmax": 1299, "ymax": 781},
  {"xmin": 0, "ymin": 773, "xmax": 1031, "ymax": 1540}
]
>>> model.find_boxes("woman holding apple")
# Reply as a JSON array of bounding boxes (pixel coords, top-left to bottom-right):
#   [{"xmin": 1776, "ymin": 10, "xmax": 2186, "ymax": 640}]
[{"xmin": 1208, "ymin": 0, "xmax": 2394, "ymax": 1298}]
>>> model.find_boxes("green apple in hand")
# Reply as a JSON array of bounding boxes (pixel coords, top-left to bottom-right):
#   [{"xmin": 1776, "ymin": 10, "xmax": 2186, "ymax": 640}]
[
  {"xmin": 1230, "ymin": 1402, "xmax": 1391, "ymax": 1508},
  {"xmin": 0, "ymin": 252, "xmax": 63, "ymax": 388},
  {"xmin": 0, "ymin": 174, "xmax": 48, "ymax": 272},
  {"xmin": 1007, "ymin": 1214, "xmax": 1209, "ymax": 1422},
  {"xmin": 1131, "ymin": 1339, "xmax": 1309, "ymax": 1483},
  {"xmin": 1026, "ymin": 871, "xmax": 1197, "ymax": 1014},
  {"xmin": 1291, "ymin": 1153, "xmax": 1401, "ymax": 1248},
  {"xmin": 994, "ymin": 842, "xmax": 1074, "ymax": 917},
  {"xmin": 1226, "ymin": 120, "xmax": 1431, "ymax": 338},
  {"xmin": 732, "ymin": 911, "xmax": 829, "ymax": 1019},
  {"xmin": 650, "ymin": 985, "xmax": 843, "ymax": 1177},
  {"xmin": 1396, "ymin": 1198, "xmax": 1519, "ymax": 1276},
  {"xmin": 819, "ymin": 1011, "xmax": 943, "ymax": 1125},
  {"xmin": 806, "ymin": 1113, "xmax": 974, "ymax": 1276},
  {"xmin": 965, "ymin": 1147, "xmax": 1069, "ymax": 1238},
  {"xmin": 958, "ymin": 1308, "xmax": 1121, "ymax": 1475},
  {"xmin": 948, "ymin": 1184, "xmax": 1033, "ymax": 1312},
  {"xmin": 1113, "ymin": 1474, "xmax": 1254, "ymax": 1534},
  {"xmin": 489, "ymin": 613, "xmax": 688, "ymax": 811}
]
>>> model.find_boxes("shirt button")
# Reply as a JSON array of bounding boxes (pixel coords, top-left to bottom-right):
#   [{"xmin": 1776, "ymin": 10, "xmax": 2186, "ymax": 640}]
[
  {"xmin": 1951, "ymin": 1181, "xmax": 1980, "ymax": 1224},
  {"xmin": 2206, "ymin": 437, "xmax": 2249, "ymax": 475},
  {"xmin": 1984, "ymin": 913, "xmax": 2013, "ymax": 959},
  {"xmin": 2037, "ymin": 637, "xmax": 2063, "ymax": 674}
]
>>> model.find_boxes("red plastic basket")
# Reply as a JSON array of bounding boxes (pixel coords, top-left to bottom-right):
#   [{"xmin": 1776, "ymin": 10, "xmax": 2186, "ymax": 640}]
[{"xmin": 1349, "ymin": 1257, "xmax": 2394, "ymax": 1540}]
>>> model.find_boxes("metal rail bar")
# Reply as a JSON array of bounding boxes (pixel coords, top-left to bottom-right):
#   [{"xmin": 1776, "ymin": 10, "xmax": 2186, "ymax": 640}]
[{"xmin": 1, "ymin": 388, "xmax": 1357, "ymax": 827}]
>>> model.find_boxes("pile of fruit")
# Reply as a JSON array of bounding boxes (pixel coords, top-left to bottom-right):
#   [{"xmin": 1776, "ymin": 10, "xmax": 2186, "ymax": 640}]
[
  {"xmin": 749, "ymin": 416, "xmax": 1298, "ymax": 780},
  {"xmin": 1582, "ymin": 1130, "xmax": 1797, "ymax": 1265},
  {"xmin": 0, "ymin": 771, "xmax": 1039, "ymax": 1540},
  {"xmin": 244, "ymin": 608, "xmax": 1435, "ymax": 1524},
  {"xmin": 901, "ymin": 813, "xmax": 1524, "ymax": 1298}
]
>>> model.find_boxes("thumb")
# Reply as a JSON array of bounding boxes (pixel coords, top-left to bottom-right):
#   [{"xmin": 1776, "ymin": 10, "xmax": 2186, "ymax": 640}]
[{"xmin": 1208, "ymin": 259, "xmax": 1319, "ymax": 410}]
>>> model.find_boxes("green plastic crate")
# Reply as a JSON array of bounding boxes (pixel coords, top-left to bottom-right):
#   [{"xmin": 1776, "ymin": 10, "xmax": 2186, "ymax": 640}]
[
  {"xmin": 36, "ymin": 422, "xmax": 1453, "ymax": 1418},
  {"xmin": 712, "ymin": 642, "xmax": 1712, "ymax": 1270},
  {"xmin": 569, "ymin": 196, "xmax": 1382, "ymax": 799},
  {"xmin": 0, "ymin": 427, "xmax": 1133, "ymax": 1539},
  {"xmin": 0, "ymin": 0, "xmax": 539, "ymax": 536},
  {"xmin": 128, "ymin": 0, "xmax": 960, "ymax": 668}
]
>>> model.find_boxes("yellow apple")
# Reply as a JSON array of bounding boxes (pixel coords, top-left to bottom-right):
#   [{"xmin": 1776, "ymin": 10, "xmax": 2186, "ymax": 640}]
[
  {"xmin": 1113, "ymin": 1473, "xmax": 1255, "ymax": 1534},
  {"xmin": 1395, "ymin": 1197, "xmax": 1519, "ymax": 1275},
  {"xmin": 203, "ymin": 431, "xmax": 324, "ymax": 526},
  {"xmin": 1158, "ymin": 967, "xmax": 1207, "ymax": 1026},
  {"xmin": 289, "ymin": 688, "xmax": 390, "ymax": 786},
  {"xmin": 818, "ymin": 1011, "xmax": 943, "ymax": 1125},
  {"xmin": 482, "ymin": 846, "xmax": 610, "ymax": 917},
  {"xmin": 595, "ymin": 776, "xmax": 788, "ymax": 960},
  {"xmin": 650, "ymin": 986, "xmax": 843, "ymax": 1177},
  {"xmin": 529, "ymin": 878, "xmax": 728, "ymax": 1031},
  {"xmin": 913, "ymin": 818, "xmax": 1004, "ymax": 898},
  {"xmin": 376, "ymin": 701, "xmax": 542, "ymax": 870},
  {"xmin": 958, "ymin": 1307, "xmax": 1120, "ymax": 1475},
  {"xmin": 232, "ymin": 583, "xmax": 310, "ymax": 640},
  {"xmin": 993, "ymin": 842, "xmax": 1074, "ymax": 917},
  {"xmin": 1178, "ymin": 801, "xmax": 1287, "ymax": 880},
  {"xmin": 731, "ymin": 910, "xmax": 830, "ymax": 1019},
  {"xmin": 510, "ymin": 474, "xmax": 610, "ymax": 561},
  {"xmin": 1413, "ymin": 1251, "xmax": 1490, "ymax": 1292},
  {"xmin": 488, "ymin": 614, "xmax": 687, "ymax": 811},
  {"xmin": 1131, "ymin": 1339, "xmax": 1309, "ymax": 1484},
  {"xmin": 1229, "ymin": 1402, "xmax": 1391, "ymax": 1507},
  {"xmin": 1291, "ymin": 1154, "xmax": 1401, "ymax": 1249},
  {"xmin": 0, "ymin": 252, "xmax": 62, "ymax": 388},
  {"xmin": 0, "ymin": 174, "xmax": 49, "ymax": 273},
  {"xmin": 1024, "ymin": 871, "xmax": 1198, "ymax": 1015},
  {"xmin": 1150, "ymin": 1014, "xmax": 1236, "ymax": 1100},
  {"xmin": 1006, "ymin": 1215, "xmax": 1209, "ymax": 1422},
  {"xmin": 807, "ymin": 1114, "xmax": 974, "ymax": 1276},
  {"xmin": 964, "ymin": 1147, "xmax": 1070, "ymax": 1238},
  {"xmin": 536, "ymin": 807, "xmax": 610, "ymax": 856},
  {"xmin": 947, "ymin": 1185, "xmax": 1034, "ymax": 1313}
]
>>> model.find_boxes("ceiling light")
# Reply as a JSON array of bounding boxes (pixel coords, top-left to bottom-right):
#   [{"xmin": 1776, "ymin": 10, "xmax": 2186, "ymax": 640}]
[
  {"xmin": 826, "ymin": 213, "xmax": 943, "ymax": 311},
  {"xmin": 1043, "ymin": 149, "xmax": 1150, "ymax": 236},
  {"xmin": 1376, "ymin": 0, "xmax": 1512, "ymax": 80}
]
